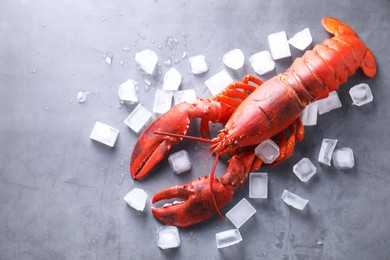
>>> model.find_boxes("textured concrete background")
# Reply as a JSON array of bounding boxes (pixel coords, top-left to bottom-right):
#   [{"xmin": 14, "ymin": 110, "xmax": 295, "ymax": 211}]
[{"xmin": 1, "ymin": 0, "xmax": 390, "ymax": 259}]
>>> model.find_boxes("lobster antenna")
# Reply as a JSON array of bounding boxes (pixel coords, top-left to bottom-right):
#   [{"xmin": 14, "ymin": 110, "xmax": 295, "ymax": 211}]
[
  {"xmin": 209, "ymin": 153, "xmax": 224, "ymax": 219},
  {"xmin": 153, "ymin": 131, "xmax": 214, "ymax": 144}
]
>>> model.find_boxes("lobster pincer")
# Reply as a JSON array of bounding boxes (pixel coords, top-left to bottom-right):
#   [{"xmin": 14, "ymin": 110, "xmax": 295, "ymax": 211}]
[{"xmin": 151, "ymin": 176, "xmax": 234, "ymax": 227}]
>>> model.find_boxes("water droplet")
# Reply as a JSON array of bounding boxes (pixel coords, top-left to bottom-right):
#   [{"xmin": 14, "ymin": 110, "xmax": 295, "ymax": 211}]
[
  {"xmin": 31, "ymin": 69, "xmax": 36, "ymax": 74},
  {"xmin": 118, "ymin": 173, "xmax": 125, "ymax": 185},
  {"xmin": 45, "ymin": 107, "xmax": 49, "ymax": 111},
  {"xmin": 101, "ymin": 17, "xmax": 107, "ymax": 22}
]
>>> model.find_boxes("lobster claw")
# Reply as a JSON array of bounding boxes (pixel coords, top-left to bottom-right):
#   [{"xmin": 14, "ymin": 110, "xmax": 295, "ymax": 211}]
[
  {"xmin": 130, "ymin": 103, "xmax": 191, "ymax": 179},
  {"xmin": 152, "ymin": 176, "xmax": 234, "ymax": 227}
]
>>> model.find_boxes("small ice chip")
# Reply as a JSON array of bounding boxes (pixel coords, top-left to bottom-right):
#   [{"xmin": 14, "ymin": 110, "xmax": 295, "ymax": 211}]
[
  {"xmin": 226, "ymin": 198, "xmax": 256, "ymax": 228},
  {"xmin": 163, "ymin": 68, "xmax": 182, "ymax": 91},
  {"xmin": 349, "ymin": 83, "xmax": 373, "ymax": 106},
  {"xmin": 153, "ymin": 89, "xmax": 173, "ymax": 114},
  {"xmin": 104, "ymin": 53, "xmax": 113, "ymax": 65},
  {"xmin": 118, "ymin": 79, "xmax": 139, "ymax": 103},
  {"xmin": 318, "ymin": 138, "xmax": 338, "ymax": 166},
  {"xmin": 77, "ymin": 91, "xmax": 91, "ymax": 103},
  {"xmin": 135, "ymin": 49, "xmax": 158, "ymax": 74},
  {"xmin": 255, "ymin": 139, "xmax": 280, "ymax": 164},
  {"xmin": 293, "ymin": 158, "xmax": 317, "ymax": 182},
  {"xmin": 123, "ymin": 188, "xmax": 147, "ymax": 211},
  {"xmin": 249, "ymin": 51, "xmax": 275, "ymax": 75},
  {"xmin": 281, "ymin": 190, "xmax": 309, "ymax": 210},
  {"xmin": 168, "ymin": 150, "xmax": 192, "ymax": 174},
  {"xmin": 223, "ymin": 49, "xmax": 245, "ymax": 70},
  {"xmin": 205, "ymin": 69, "xmax": 234, "ymax": 96},
  {"xmin": 173, "ymin": 89, "xmax": 197, "ymax": 105},
  {"xmin": 124, "ymin": 104, "xmax": 152, "ymax": 133},
  {"xmin": 188, "ymin": 55, "xmax": 208, "ymax": 74},
  {"xmin": 249, "ymin": 172, "xmax": 268, "ymax": 199},
  {"xmin": 332, "ymin": 147, "xmax": 355, "ymax": 169},
  {"xmin": 301, "ymin": 102, "xmax": 318, "ymax": 126},
  {"xmin": 89, "ymin": 121, "xmax": 119, "ymax": 148},
  {"xmin": 288, "ymin": 28, "xmax": 313, "ymax": 51},
  {"xmin": 215, "ymin": 229, "xmax": 242, "ymax": 249},
  {"xmin": 156, "ymin": 226, "xmax": 180, "ymax": 249},
  {"xmin": 317, "ymin": 91, "xmax": 342, "ymax": 115},
  {"xmin": 268, "ymin": 31, "xmax": 291, "ymax": 60}
]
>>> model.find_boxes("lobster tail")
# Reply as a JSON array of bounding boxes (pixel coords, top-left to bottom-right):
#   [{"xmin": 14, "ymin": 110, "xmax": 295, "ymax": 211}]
[{"xmin": 322, "ymin": 16, "xmax": 377, "ymax": 78}]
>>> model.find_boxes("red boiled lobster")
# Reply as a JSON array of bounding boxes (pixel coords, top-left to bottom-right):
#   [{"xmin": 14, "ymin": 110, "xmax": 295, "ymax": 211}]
[{"xmin": 130, "ymin": 17, "xmax": 376, "ymax": 227}]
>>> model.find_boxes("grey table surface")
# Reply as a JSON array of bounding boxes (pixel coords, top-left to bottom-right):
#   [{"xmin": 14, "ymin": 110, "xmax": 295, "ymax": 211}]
[{"xmin": 1, "ymin": 0, "xmax": 390, "ymax": 259}]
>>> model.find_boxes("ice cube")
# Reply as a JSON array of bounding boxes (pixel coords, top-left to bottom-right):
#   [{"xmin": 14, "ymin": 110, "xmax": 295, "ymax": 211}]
[
  {"xmin": 268, "ymin": 31, "xmax": 291, "ymax": 60},
  {"xmin": 168, "ymin": 150, "xmax": 192, "ymax": 174},
  {"xmin": 288, "ymin": 28, "xmax": 313, "ymax": 51},
  {"xmin": 173, "ymin": 89, "xmax": 197, "ymax": 105},
  {"xmin": 281, "ymin": 190, "xmax": 309, "ymax": 210},
  {"xmin": 300, "ymin": 102, "xmax": 318, "ymax": 126},
  {"xmin": 188, "ymin": 55, "xmax": 208, "ymax": 75},
  {"xmin": 332, "ymin": 147, "xmax": 355, "ymax": 169},
  {"xmin": 317, "ymin": 91, "xmax": 342, "ymax": 115},
  {"xmin": 215, "ymin": 229, "xmax": 242, "ymax": 249},
  {"xmin": 318, "ymin": 138, "xmax": 338, "ymax": 166},
  {"xmin": 205, "ymin": 69, "xmax": 234, "ymax": 96},
  {"xmin": 118, "ymin": 79, "xmax": 139, "ymax": 103},
  {"xmin": 249, "ymin": 172, "xmax": 268, "ymax": 199},
  {"xmin": 293, "ymin": 158, "xmax": 317, "ymax": 182},
  {"xmin": 156, "ymin": 226, "xmax": 180, "ymax": 249},
  {"xmin": 135, "ymin": 49, "xmax": 158, "ymax": 74},
  {"xmin": 123, "ymin": 188, "xmax": 147, "ymax": 211},
  {"xmin": 226, "ymin": 198, "xmax": 256, "ymax": 228},
  {"xmin": 153, "ymin": 89, "xmax": 173, "ymax": 114},
  {"xmin": 223, "ymin": 49, "xmax": 245, "ymax": 70},
  {"xmin": 77, "ymin": 91, "xmax": 91, "ymax": 103},
  {"xmin": 163, "ymin": 68, "xmax": 182, "ymax": 91},
  {"xmin": 249, "ymin": 51, "xmax": 275, "ymax": 75},
  {"xmin": 349, "ymin": 83, "xmax": 373, "ymax": 106},
  {"xmin": 124, "ymin": 104, "xmax": 152, "ymax": 133},
  {"xmin": 89, "ymin": 121, "xmax": 119, "ymax": 148},
  {"xmin": 254, "ymin": 139, "xmax": 280, "ymax": 164}
]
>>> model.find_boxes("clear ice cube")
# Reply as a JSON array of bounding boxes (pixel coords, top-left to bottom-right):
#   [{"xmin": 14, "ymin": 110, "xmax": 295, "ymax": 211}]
[
  {"xmin": 254, "ymin": 139, "xmax": 280, "ymax": 164},
  {"xmin": 188, "ymin": 55, "xmax": 208, "ymax": 75},
  {"xmin": 124, "ymin": 104, "xmax": 152, "ymax": 133},
  {"xmin": 300, "ymin": 102, "xmax": 318, "ymax": 126},
  {"xmin": 153, "ymin": 89, "xmax": 173, "ymax": 114},
  {"xmin": 288, "ymin": 28, "xmax": 313, "ymax": 51},
  {"xmin": 156, "ymin": 226, "xmax": 180, "ymax": 249},
  {"xmin": 226, "ymin": 198, "xmax": 256, "ymax": 228},
  {"xmin": 163, "ymin": 68, "xmax": 182, "ymax": 91},
  {"xmin": 293, "ymin": 158, "xmax": 317, "ymax": 182},
  {"xmin": 118, "ymin": 79, "xmax": 139, "ymax": 103},
  {"xmin": 268, "ymin": 31, "xmax": 291, "ymax": 60},
  {"xmin": 215, "ymin": 229, "xmax": 242, "ymax": 249},
  {"xmin": 123, "ymin": 188, "xmax": 147, "ymax": 211},
  {"xmin": 349, "ymin": 83, "xmax": 373, "ymax": 106},
  {"xmin": 173, "ymin": 89, "xmax": 197, "ymax": 105},
  {"xmin": 249, "ymin": 51, "xmax": 275, "ymax": 75},
  {"xmin": 281, "ymin": 190, "xmax": 309, "ymax": 210},
  {"xmin": 317, "ymin": 91, "xmax": 342, "ymax": 115},
  {"xmin": 318, "ymin": 138, "xmax": 338, "ymax": 166},
  {"xmin": 249, "ymin": 172, "xmax": 268, "ymax": 199},
  {"xmin": 168, "ymin": 150, "xmax": 192, "ymax": 174},
  {"xmin": 223, "ymin": 49, "xmax": 245, "ymax": 70},
  {"xmin": 135, "ymin": 49, "xmax": 158, "ymax": 74},
  {"xmin": 332, "ymin": 147, "xmax": 355, "ymax": 169},
  {"xmin": 205, "ymin": 69, "xmax": 234, "ymax": 96},
  {"xmin": 89, "ymin": 121, "xmax": 119, "ymax": 148}
]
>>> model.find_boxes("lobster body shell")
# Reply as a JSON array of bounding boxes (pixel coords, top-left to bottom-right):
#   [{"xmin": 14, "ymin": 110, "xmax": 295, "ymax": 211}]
[{"xmin": 219, "ymin": 20, "xmax": 376, "ymax": 151}]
